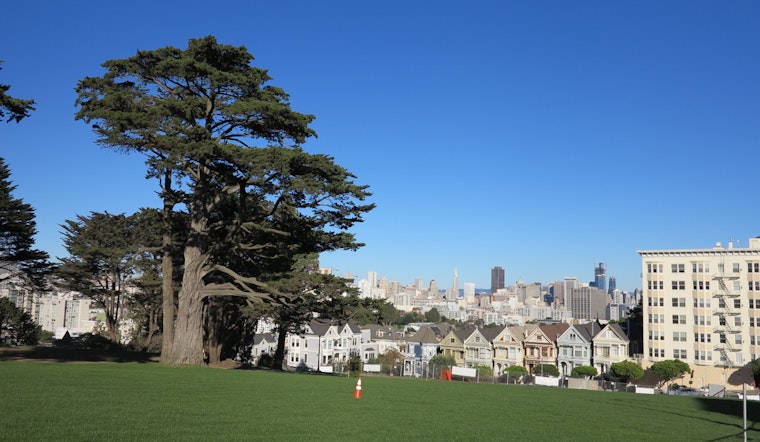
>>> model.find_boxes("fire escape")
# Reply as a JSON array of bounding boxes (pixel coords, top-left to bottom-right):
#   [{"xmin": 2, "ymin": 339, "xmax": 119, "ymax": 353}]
[{"xmin": 713, "ymin": 274, "xmax": 741, "ymax": 367}]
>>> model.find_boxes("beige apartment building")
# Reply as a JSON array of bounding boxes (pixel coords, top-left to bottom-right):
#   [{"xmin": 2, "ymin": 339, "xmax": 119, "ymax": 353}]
[{"xmin": 639, "ymin": 237, "xmax": 760, "ymax": 388}]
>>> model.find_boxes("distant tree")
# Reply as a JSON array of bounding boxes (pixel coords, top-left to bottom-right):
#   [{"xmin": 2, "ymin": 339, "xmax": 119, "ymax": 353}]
[
  {"xmin": 503, "ymin": 365, "xmax": 528, "ymax": 382},
  {"xmin": 625, "ymin": 298, "xmax": 644, "ymax": 356},
  {"xmin": 125, "ymin": 208, "xmax": 169, "ymax": 352},
  {"xmin": 379, "ymin": 349, "xmax": 404, "ymax": 375},
  {"xmin": 0, "ymin": 158, "xmax": 51, "ymax": 288},
  {"xmin": 429, "ymin": 354, "xmax": 456, "ymax": 368},
  {"xmin": 650, "ymin": 359, "xmax": 691, "ymax": 388},
  {"xmin": 570, "ymin": 365, "xmax": 598, "ymax": 378},
  {"xmin": 753, "ymin": 359, "xmax": 760, "ymax": 387},
  {"xmin": 0, "ymin": 62, "xmax": 34, "ymax": 123},
  {"xmin": 0, "ymin": 297, "xmax": 41, "ymax": 344},
  {"xmin": 57, "ymin": 212, "xmax": 139, "ymax": 343},
  {"xmin": 424, "ymin": 308, "xmax": 441, "ymax": 323},
  {"xmin": 610, "ymin": 360, "xmax": 645, "ymax": 383},
  {"xmin": 533, "ymin": 363, "xmax": 559, "ymax": 377}
]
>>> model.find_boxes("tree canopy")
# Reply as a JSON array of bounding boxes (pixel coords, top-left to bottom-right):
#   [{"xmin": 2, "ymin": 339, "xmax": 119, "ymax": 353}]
[
  {"xmin": 0, "ymin": 297, "xmax": 42, "ymax": 345},
  {"xmin": 57, "ymin": 212, "xmax": 139, "ymax": 343},
  {"xmin": 610, "ymin": 360, "xmax": 644, "ymax": 383},
  {"xmin": 570, "ymin": 365, "xmax": 598, "ymax": 379},
  {"xmin": 75, "ymin": 36, "xmax": 373, "ymax": 365},
  {"xmin": 0, "ymin": 62, "xmax": 34, "ymax": 123},
  {"xmin": 650, "ymin": 359, "xmax": 691, "ymax": 388}
]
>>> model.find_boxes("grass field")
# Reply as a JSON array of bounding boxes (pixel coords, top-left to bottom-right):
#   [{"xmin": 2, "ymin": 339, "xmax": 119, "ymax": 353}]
[{"xmin": 1, "ymin": 360, "xmax": 759, "ymax": 441}]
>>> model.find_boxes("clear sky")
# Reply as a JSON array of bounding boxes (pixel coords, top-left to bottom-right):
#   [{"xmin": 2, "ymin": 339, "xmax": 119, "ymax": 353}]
[{"xmin": 1, "ymin": 1, "xmax": 758, "ymax": 293}]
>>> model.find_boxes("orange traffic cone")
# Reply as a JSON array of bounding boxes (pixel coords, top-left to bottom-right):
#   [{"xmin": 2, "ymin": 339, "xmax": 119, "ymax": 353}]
[{"xmin": 353, "ymin": 376, "xmax": 362, "ymax": 399}]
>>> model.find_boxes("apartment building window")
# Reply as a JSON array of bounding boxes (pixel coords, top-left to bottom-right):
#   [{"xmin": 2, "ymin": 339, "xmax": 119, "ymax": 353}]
[
  {"xmin": 672, "ymin": 264, "xmax": 685, "ymax": 273},
  {"xmin": 648, "ymin": 297, "xmax": 664, "ymax": 307},
  {"xmin": 692, "ymin": 263, "xmax": 710, "ymax": 273},
  {"xmin": 750, "ymin": 263, "xmax": 760, "ymax": 273},
  {"xmin": 734, "ymin": 299, "xmax": 742, "ymax": 309},
  {"xmin": 693, "ymin": 280, "xmax": 711, "ymax": 291},
  {"xmin": 671, "ymin": 281, "xmax": 686, "ymax": 290},
  {"xmin": 733, "ymin": 263, "xmax": 741, "ymax": 273},
  {"xmin": 735, "ymin": 317, "xmax": 743, "ymax": 327},
  {"xmin": 694, "ymin": 333, "xmax": 711, "ymax": 343},
  {"xmin": 719, "ymin": 263, "xmax": 725, "ymax": 273},
  {"xmin": 648, "ymin": 263, "xmax": 664, "ymax": 273},
  {"xmin": 719, "ymin": 299, "xmax": 726, "ymax": 309},
  {"xmin": 720, "ymin": 334, "xmax": 727, "ymax": 344},
  {"xmin": 649, "ymin": 330, "xmax": 664, "ymax": 341},
  {"xmin": 719, "ymin": 317, "xmax": 726, "ymax": 326},
  {"xmin": 751, "ymin": 317, "xmax": 756, "ymax": 327},
  {"xmin": 694, "ymin": 315, "xmax": 711, "ymax": 326},
  {"xmin": 647, "ymin": 280, "xmax": 665, "ymax": 290},
  {"xmin": 673, "ymin": 332, "xmax": 687, "ymax": 342},
  {"xmin": 750, "ymin": 281, "xmax": 760, "ymax": 291},
  {"xmin": 672, "ymin": 315, "xmax": 686, "ymax": 324},
  {"xmin": 693, "ymin": 297, "xmax": 711, "ymax": 308},
  {"xmin": 649, "ymin": 314, "xmax": 665, "ymax": 324},
  {"xmin": 673, "ymin": 349, "xmax": 687, "ymax": 359},
  {"xmin": 672, "ymin": 298, "xmax": 686, "ymax": 307},
  {"xmin": 736, "ymin": 335, "xmax": 743, "ymax": 345}
]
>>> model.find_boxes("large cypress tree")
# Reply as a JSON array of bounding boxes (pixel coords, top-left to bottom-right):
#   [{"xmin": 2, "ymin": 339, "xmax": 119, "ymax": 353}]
[{"xmin": 75, "ymin": 36, "xmax": 373, "ymax": 365}]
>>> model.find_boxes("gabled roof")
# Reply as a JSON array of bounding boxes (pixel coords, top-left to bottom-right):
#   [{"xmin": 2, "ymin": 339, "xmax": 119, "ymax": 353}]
[
  {"xmin": 478, "ymin": 326, "xmax": 506, "ymax": 343},
  {"xmin": 598, "ymin": 322, "xmax": 630, "ymax": 342},
  {"xmin": 253, "ymin": 333, "xmax": 276, "ymax": 345},
  {"xmin": 538, "ymin": 323, "xmax": 570, "ymax": 343},
  {"xmin": 407, "ymin": 326, "xmax": 442, "ymax": 344},
  {"xmin": 496, "ymin": 324, "xmax": 539, "ymax": 344}
]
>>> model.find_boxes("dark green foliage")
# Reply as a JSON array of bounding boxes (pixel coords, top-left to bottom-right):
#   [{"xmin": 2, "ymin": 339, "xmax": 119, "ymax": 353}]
[
  {"xmin": 753, "ymin": 359, "xmax": 760, "ymax": 386},
  {"xmin": 570, "ymin": 365, "xmax": 598, "ymax": 378},
  {"xmin": 533, "ymin": 363, "xmax": 559, "ymax": 376},
  {"xmin": 0, "ymin": 62, "xmax": 34, "ymax": 123},
  {"xmin": 429, "ymin": 354, "xmax": 456, "ymax": 368},
  {"xmin": 610, "ymin": 360, "xmax": 645, "ymax": 383},
  {"xmin": 424, "ymin": 308, "xmax": 441, "ymax": 323},
  {"xmin": 650, "ymin": 359, "xmax": 692, "ymax": 388},
  {"xmin": 0, "ymin": 297, "xmax": 42, "ymax": 344},
  {"xmin": 0, "ymin": 158, "xmax": 51, "ymax": 288},
  {"xmin": 57, "ymin": 212, "xmax": 139, "ymax": 343}
]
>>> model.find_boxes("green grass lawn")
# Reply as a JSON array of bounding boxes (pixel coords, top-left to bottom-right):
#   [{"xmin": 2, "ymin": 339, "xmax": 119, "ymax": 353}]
[{"xmin": 1, "ymin": 360, "xmax": 758, "ymax": 441}]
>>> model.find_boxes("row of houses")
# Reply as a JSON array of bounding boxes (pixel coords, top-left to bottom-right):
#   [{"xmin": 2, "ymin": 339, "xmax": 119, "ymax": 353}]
[{"xmin": 256, "ymin": 320, "xmax": 631, "ymax": 377}]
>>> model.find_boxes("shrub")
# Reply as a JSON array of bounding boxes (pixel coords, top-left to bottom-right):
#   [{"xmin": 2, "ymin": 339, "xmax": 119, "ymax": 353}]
[{"xmin": 570, "ymin": 365, "xmax": 598, "ymax": 378}]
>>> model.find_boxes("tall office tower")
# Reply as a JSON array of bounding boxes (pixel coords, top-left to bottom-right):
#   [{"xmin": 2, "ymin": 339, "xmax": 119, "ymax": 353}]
[
  {"xmin": 569, "ymin": 286, "xmax": 609, "ymax": 320},
  {"xmin": 451, "ymin": 268, "xmax": 459, "ymax": 298},
  {"xmin": 464, "ymin": 282, "xmax": 476, "ymax": 304},
  {"xmin": 608, "ymin": 275, "xmax": 616, "ymax": 295},
  {"xmin": 551, "ymin": 281, "xmax": 565, "ymax": 308},
  {"xmin": 414, "ymin": 279, "xmax": 424, "ymax": 291},
  {"xmin": 429, "ymin": 280, "xmax": 440, "ymax": 296},
  {"xmin": 563, "ymin": 276, "xmax": 579, "ymax": 306},
  {"xmin": 639, "ymin": 238, "xmax": 760, "ymax": 387},
  {"xmin": 367, "ymin": 271, "xmax": 378, "ymax": 289},
  {"xmin": 594, "ymin": 262, "xmax": 607, "ymax": 293},
  {"xmin": 491, "ymin": 266, "xmax": 505, "ymax": 294}
]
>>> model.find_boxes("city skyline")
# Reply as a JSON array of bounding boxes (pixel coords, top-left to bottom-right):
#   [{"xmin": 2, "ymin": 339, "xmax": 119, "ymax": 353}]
[{"xmin": 1, "ymin": 2, "xmax": 758, "ymax": 296}]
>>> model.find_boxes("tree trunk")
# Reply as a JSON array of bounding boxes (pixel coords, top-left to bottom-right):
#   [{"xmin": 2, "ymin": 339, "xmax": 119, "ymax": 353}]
[
  {"xmin": 160, "ymin": 171, "xmax": 176, "ymax": 363},
  {"xmin": 273, "ymin": 323, "xmax": 287, "ymax": 371},
  {"xmin": 166, "ymin": 245, "xmax": 206, "ymax": 365}
]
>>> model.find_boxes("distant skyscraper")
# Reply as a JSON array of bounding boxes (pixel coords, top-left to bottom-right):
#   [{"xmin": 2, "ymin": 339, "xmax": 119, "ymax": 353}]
[
  {"xmin": 608, "ymin": 275, "xmax": 616, "ymax": 295},
  {"xmin": 491, "ymin": 266, "xmax": 505, "ymax": 294},
  {"xmin": 450, "ymin": 268, "xmax": 459, "ymax": 299},
  {"xmin": 594, "ymin": 262, "xmax": 607, "ymax": 293}
]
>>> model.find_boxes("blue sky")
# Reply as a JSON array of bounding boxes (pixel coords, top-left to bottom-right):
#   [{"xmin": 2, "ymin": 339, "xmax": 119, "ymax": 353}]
[{"xmin": 1, "ymin": 1, "xmax": 758, "ymax": 293}]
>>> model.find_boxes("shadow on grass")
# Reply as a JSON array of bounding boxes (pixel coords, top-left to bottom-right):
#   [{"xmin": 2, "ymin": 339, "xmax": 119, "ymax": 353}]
[{"xmin": 0, "ymin": 345, "xmax": 160, "ymax": 363}]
